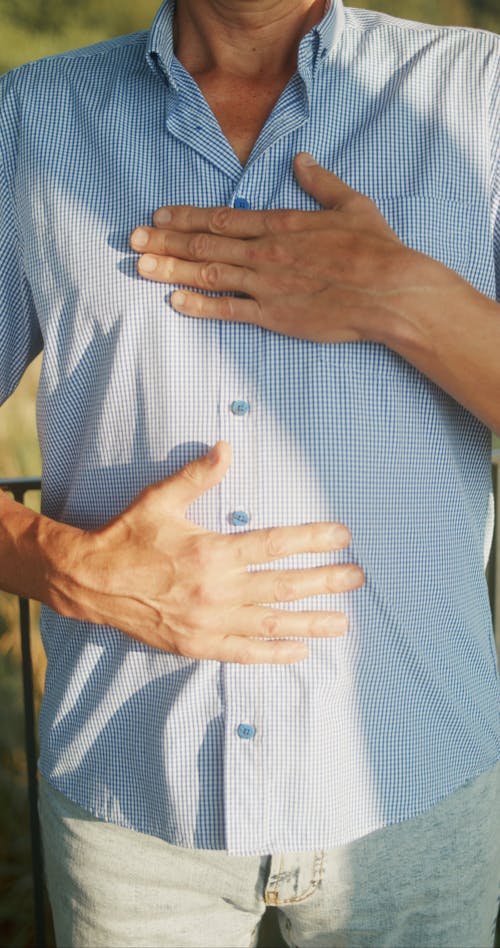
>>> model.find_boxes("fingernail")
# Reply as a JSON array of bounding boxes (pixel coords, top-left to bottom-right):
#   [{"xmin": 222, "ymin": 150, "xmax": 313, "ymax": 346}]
[
  {"xmin": 330, "ymin": 525, "xmax": 351, "ymax": 545},
  {"xmin": 172, "ymin": 291, "xmax": 186, "ymax": 307},
  {"xmin": 139, "ymin": 255, "xmax": 157, "ymax": 273},
  {"xmin": 327, "ymin": 615, "xmax": 348, "ymax": 633},
  {"xmin": 206, "ymin": 444, "xmax": 219, "ymax": 464},
  {"xmin": 131, "ymin": 227, "xmax": 149, "ymax": 248},
  {"xmin": 154, "ymin": 208, "xmax": 171, "ymax": 225}
]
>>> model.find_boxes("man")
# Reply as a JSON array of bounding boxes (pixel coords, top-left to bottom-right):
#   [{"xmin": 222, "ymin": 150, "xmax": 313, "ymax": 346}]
[{"xmin": 0, "ymin": 0, "xmax": 499, "ymax": 945}]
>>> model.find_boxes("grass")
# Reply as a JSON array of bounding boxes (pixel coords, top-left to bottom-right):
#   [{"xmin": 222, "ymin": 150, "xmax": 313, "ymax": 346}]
[{"xmin": 0, "ymin": 0, "xmax": 159, "ymax": 74}]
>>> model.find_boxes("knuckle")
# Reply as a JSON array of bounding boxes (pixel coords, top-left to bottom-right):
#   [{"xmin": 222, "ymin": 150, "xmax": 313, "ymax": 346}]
[
  {"xmin": 190, "ymin": 581, "xmax": 216, "ymax": 608},
  {"xmin": 178, "ymin": 637, "xmax": 200, "ymax": 659},
  {"xmin": 263, "ymin": 527, "xmax": 286, "ymax": 559},
  {"xmin": 260, "ymin": 612, "xmax": 281, "ymax": 637},
  {"xmin": 273, "ymin": 578, "xmax": 295, "ymax": 603},
  {"xmin": 231, "ymin": 538, "xmax": 248, "ymax": 565},
  {"xmin": 200, "ymin": 262, "xmax": 221, "ymax": 288},
  {"xmin": 266, "ymin": 236, "xmax": 292, "ymax": 266},
  {"xmin": 235, "ymin": 646, "xmax": 254, "ymax": 665},
  {"xmin": 184, "ymin": 536, "xmax": 210, "ymax": 572},
  {"xmin": 161, "ymin": 258, "xmax": 174, "ymax": 279},
  {"xmin": 263, "ymin": 210, "xmax": 291, "ymax": 234},
  {"xmin": 263, "ymin": 210, "xmax": 281, "ymax": 234},
  {"xmin": 180, "ymin": 461, "xmax": 204, "ymax": 489},
  {"xmin": 182, "ymin": 208, "xmax": 195, "ymax": 229},
  {"xmin": 188, "ymin": 232, "xmax": 210, "ymax": 259},
  {"xmin": 221, "ymin": 635, "xmax": 252, "ymax": 664},
  {"xmin": 270, "ymin": 641, "xmax": 294, "ymax": 662},
  {"xmin": 209, "ymin": 207, "xmax": 231, "ymax": 233},
  {"xmin": 245, "ymin": 241, "xmax": 260, "ymax": 264},
  {"xmin": 159, "ymin": 230, "xmax": 171, "ymax": 254},
  {"xmin": 218, "ymin": 296, "xmax": 235, "ymax": 319}
]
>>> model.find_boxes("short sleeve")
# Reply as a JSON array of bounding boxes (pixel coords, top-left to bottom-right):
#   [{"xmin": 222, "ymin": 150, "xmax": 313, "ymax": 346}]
[
  {"xmin": 490, "ymin": 41, "xmax": 500, "ymax": 303},
  {"xmin": 0, "ymin": 70, "xmax": 43, "ymax": 406}
]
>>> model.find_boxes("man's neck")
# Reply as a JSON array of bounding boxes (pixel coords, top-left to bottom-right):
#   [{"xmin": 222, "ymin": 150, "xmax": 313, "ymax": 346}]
[{"xmin": 173, "ymin": 0, "xmax": 327, "ymax": 83}]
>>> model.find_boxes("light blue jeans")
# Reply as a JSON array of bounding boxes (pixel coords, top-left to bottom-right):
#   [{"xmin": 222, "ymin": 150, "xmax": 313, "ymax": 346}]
[{"xmin": 39, "ymin": 764, "xmax": 500, "ymax": 948}]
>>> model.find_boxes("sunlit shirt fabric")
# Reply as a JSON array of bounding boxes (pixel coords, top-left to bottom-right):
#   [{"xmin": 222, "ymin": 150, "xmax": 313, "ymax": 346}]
[{"xmin": 0, "ymin": 0, "xmax": 499, "ymax": 855}]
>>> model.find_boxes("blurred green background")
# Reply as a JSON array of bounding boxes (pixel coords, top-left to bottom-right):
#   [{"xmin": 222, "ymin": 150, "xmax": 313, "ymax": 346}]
[
  {"xmin": 0, "ymin": 0, "xmax": 498, "ymax": 73},
  {"xmin": 0, "ymin": 1, "xmax": 498, "ymax": 946}
]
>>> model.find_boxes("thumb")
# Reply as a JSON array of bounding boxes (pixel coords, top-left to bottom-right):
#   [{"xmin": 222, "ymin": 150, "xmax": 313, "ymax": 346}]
[
  {"xmin": 294, "ymin": 153, "xmax": 357, "ymax": 210},
  {"xmin": 166, "ymin": 440, "xmax": 232, "ymax": 512}
]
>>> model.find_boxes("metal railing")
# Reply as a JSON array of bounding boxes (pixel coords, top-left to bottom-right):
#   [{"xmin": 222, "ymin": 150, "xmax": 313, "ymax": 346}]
[
  {"xmin": 489, "ymin": 452, "xmax": 500, "ymax": 636},
  {"xmin": 1, "ymin": 478, "xmax": 46, "ymax": 948},
  {"xmin": 2, "ymin": 454, "xmax": 500, "ymax": 947}
]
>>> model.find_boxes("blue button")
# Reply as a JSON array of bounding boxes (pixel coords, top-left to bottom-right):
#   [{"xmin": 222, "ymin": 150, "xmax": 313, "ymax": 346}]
[
  {"xmin": 237, "ymin": 723, "xmax": 256, "ymax": 739},
  {"xmin": 234, "ymin": 197, "xmax": 251, "ymax": 209},
  {"xmin": 230, "ymin": 510, "xmax": 250, "ymax": 526},
  {"xmin": 230, "ymin": 400, "xmax": 250, "ymax": 416}
]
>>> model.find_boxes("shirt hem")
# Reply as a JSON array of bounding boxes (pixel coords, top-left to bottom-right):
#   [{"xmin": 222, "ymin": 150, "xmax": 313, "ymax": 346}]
[{"xmin": 38, "ymin": 757, "xmax": 500, "ymax": 857}]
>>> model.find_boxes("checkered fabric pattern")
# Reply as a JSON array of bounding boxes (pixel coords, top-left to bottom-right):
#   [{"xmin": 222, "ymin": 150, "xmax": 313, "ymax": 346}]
[{"xmin": 0, "ymin": 0, "xmax": 499, "ymax": 854}]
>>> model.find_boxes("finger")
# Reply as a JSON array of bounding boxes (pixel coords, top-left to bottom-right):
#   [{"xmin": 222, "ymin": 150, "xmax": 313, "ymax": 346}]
[
  {"xmin": 244, "ymin": 605, "xmax": 350, "ymax": 638},
  {"xmin": 163, "ymin": 603, "xmax": 352, "ymax": 664},
  {"xmin": 137, "ymin": 254, "xmax": 255, "ymax": 295},
  {"xmin": 152, "ymin": 204, "xmax": 333, "ymax": 238},
  {"xmin": 230, "ymin": 522, "xmax": 352, "ymax": 566},
  {"xmin": 130, "ymin": 228, "xmax": 250, "ymax": 267},
  {"xmin": 294, "ymin": 154, "xmax": 364, "ymax": 211},
  {"xmin": 171, "ymin": 291, "xmax": 260, "ymax": 324},
  {"xmin": 193, "ymin": 634, "xmax": 309, "ymax": 665},
  {"xmin": 213, "ymin": 604, "xmax": 350, "ymax": 646},
  {"xmin": 243, "ymin": 564, "xmax": 365, "ymax": 603},
  {"xmin": 163, "ymin": 441, "xmax": 232, "ymax": 511}
]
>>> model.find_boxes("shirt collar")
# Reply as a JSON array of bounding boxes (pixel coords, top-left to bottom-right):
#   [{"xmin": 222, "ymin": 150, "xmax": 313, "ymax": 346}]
[
  {"xmin": 314, "ymin": 0, "xmax": 346, "ymax": 62},
  {"xmin": 146, "ymin": 0, "xmax": 346, "ymax": 85},
  {"xmin": 146, "ymin": 0, "xmax": 177, "ymax": 85}
]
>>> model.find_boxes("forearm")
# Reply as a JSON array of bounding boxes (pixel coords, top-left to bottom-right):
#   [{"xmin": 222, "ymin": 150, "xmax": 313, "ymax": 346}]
[
  {"xmin": 377, "ymin": 251, "xmax": 500, "ymax": 434},
  {"xmin": 0, "ymin": 489, "xmax": 85, "ymax": 608}
]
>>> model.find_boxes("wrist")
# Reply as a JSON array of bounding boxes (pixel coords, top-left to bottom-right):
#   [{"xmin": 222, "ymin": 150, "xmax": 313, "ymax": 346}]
[
  {"xmin": 372, "ymin": 249, "xmax": 464, "ymax": 356},
  {"xmin": 369, "ymin": 249, "xmax": 500, "ymax": 430},
  {"xmin": 41, "ymin": 517, "xmax": 95, "ymax": 618},
  {"xmin": 0, "ymin": 490, "xmax": 89, "ymax": 612}
]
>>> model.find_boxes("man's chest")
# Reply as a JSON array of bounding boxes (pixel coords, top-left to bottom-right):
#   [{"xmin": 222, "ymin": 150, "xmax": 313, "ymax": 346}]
[
  {"xmin": 15, "ymin": 55, "xmax": 495, "ymax": 528},
  {"xmin": 19, "ymin": 63, "xmax": 495, "ymax": 369}
]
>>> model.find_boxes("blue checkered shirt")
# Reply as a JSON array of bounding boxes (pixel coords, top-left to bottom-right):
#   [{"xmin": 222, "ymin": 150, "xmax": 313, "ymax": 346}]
[{"xmin": 1, "ymin": 0, "xmax": 499, "ymax": 854}]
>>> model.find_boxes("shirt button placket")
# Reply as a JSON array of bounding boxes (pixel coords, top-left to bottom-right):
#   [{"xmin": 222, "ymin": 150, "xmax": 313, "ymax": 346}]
[
  {"xmin": 226, "ymin": 394, "xmax": 252, "ymax": 530},
  {"xmin": 219, "ymin": 184, "xmax": 262, "ymax": 850}
]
